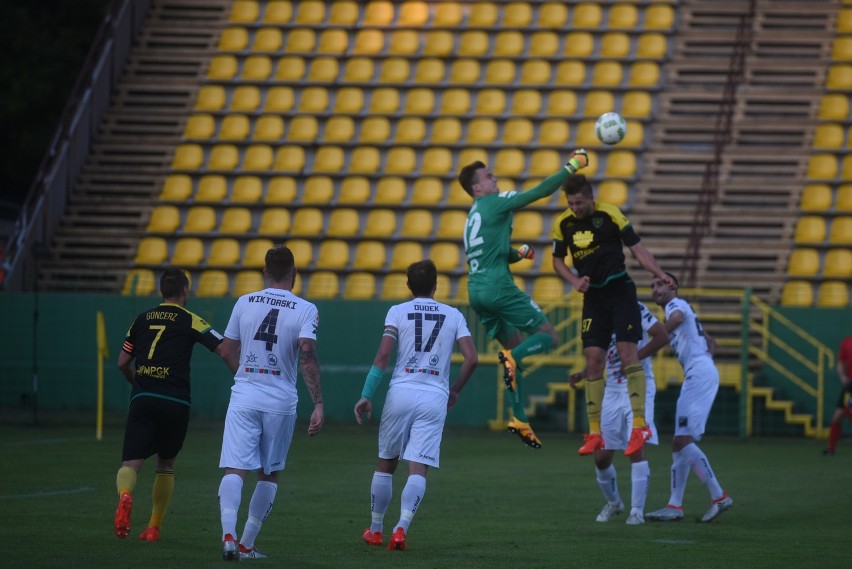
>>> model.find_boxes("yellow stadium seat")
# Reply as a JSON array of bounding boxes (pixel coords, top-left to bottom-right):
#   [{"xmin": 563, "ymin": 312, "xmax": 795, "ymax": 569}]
[
  {"xmin": 600, "ymin": 32, "xmax": 631, "ymax": 58},
  {"xmin": 574, "ymin": 3, "xmax": 602, "ymax": 27},
  {"xmin": 183, "ymin": 206, "xmax": 216, "ymax": 233},
  {"xmin": 229, "ymin": 0, "xmax": 259, "ymax": 23},
  {"xmin": 608, "ymin": 3, "xmax": 638, "ymax": 29},
  {"xmin": 794, "ymin": 216, "xmax": 827, "ymax": 244},
  {"xmin": 290, "ymin": 208, "xmax": 323, "ymax": 237},
  {"xmin": 122, "ymin": 268, "xmax": 156, "ymax": 296},
  {"xmin": 495, "ymin": 31, "xmax": 525, "ymax": 57},
  {"xmin": 824, "ymin": 248, "xmax": 852, "ymax": 278},
  {"xmin": 645, "ymin": 4, "xmax": 675, "ymax": 30},
  {"xmin": 391, "ymin": 242, "xmax": 425, "ymax": 271},
  {"xmin": 360, "ymin": 116, "xmax": 391, "ymax": 144},
  {"xmin": 606, "ymin": 150, "xmax": 637, "ymax": 178},
  {"xmin": 592, "ymin": 61, "xmax": 623, "ymax": 87},
  {"xmin": 287, "ymin": 116, "xmax": 318, "ymax": 143},
  {"xmin": 274, "ymin": 55, "xmax": 305, "ymax": 81},
  {"xmin": 286, "ymin": 28, "xmax": 315, "ymax": 53},
  {"xmin": 621, "ymin": 120, "xmax": 644, "ymax": 147},
  {"xmin": 819, "ymin": 95, "xmax": 849, "ymax": 120},
  {"xmin": 253, "ymin": 28, "xmax": 282, "ymax": 52},
  {"xmin": 629, "ymin": 61, "xmax": 660, "ymax": 87},
  {"xmin": 448, "ymin": 184, "xmax": 471, "ymax": 206},
  {"xmin": 555, "ymin": 61, "xmax": 586, "ymax": 86},
  {"xmin": 229, "ymin": 86, "xmax": 259, "ymax": 112},
  {"xmin": 787, "ymin": 248, "xmax": 820, "ymax": 277},
  {"xmin": 493, "ymin": 148, "xmax": 525, "ymax": 177},
  {"xmin": 147, "ymin": 205, "xmax": 180, "ymax": 234},
  {"xmin": 232, "ymin": 176, "xmax": 262, "ymax": 204},
  {"xmin": 533, "ymin": 275, "xmax": 567, "ymax": 302},
  {"xmin": 263, "ymin": 1, "xmax": 292, "ymax": 24},
  {"xmin": 207, "ymin": 145, "xmax": 239, "ymax": 171},
  {"xmin": 538, "ymin": 2, "xmax": 568, "ymax": 27},
  {"xmin": 838, "ymin": 7, "xmax": 852, "ymax": 31},
  {"xmin": 807, "ymin": 154, "xmax": 838, "ymax": 180},
  {"xmin": 390, "ymin": 30, "xmax": 420, "ymax": 56},
  {"xmin": 395, "ymin": 117, "xmax": 425, "ymax": 144},
  {"xmin": 817, "ymin": 281, "xmax": 849, "ymax": 307},
  {"xmin": 379, "ymin": 57, "xmax": 410, "ymax": 83},
  {"xmin": 171, "ymin": 237, "xmax": 204, "ymax": 267},
  {"xmin": 598, "ymin": 180, "xmax": 628, "ymax": 207},
  {"xmin": 842, "ymin": 155, "xmax": 852, "ymax": 180},
  {"xmin": 134, "ymin": 237, "xmax": 168, "ymax": 265},
  {"xmin": 298, "ymin": 87, "xmax": 329, "ymax": 114},
  {"xmin": 458, "ymin": 149, "xmax": 488, "ymax": 170},
  {"xmin": 836, "ymin": 184, "xmax": 852, "ymax": 211},
  {"xmin": 333, "ymin": 87, "xmax": 364, "ymax": 115},
  {"xmin": 263, "ymin": 86, "xmax": 294, "ymax": 113},
  {"xmin": 440, "ymin": 89, "xmax": 471, "ymax": 115},
  {"xmin": 623, "ymin": 91, "xmax": 652, "ymax": 118},
  {"xmin": 324, "ymin": 116, "xmax": 355, "ymax": 143},
  {"xmin": 183, "ymin": 114, "xmax": 215, "ymax": 140},
  {"xmin": 424, "ymin": 30, "xmax": 454, "ymax": 57},
  {"xmin": 833, "ymin": 36, "xmax": 852, "ymax": 61},
  {"xmin": 353, "ymin": 29, "xmax": 384, "ymax": 55},
  {"xmin": 327, "ymin": 209, "xmax": 360, "ymax": 238},
  {"xmin": 207, "ymin": 55, "xmax": 238, "ymax": 80},
  {"xmin": 505, "ymin": 121, "xmax": 535, "ymax": 149},
  {"xmin": 375, "ymin": 177, "xmax": 406, "ymax": 205},
  {"xmin": 584, "ymin": 90, "xmax": 616, "ymax": 118},
  {"xmin": 295, "ymin": 0, "xmax": 324, "ymax": 23},
  {"xmin": 308, "ymin": 57, "xmax": 339, "ymax": 82},
  {"xmin": 530, "ymin": 149, "xmax": 561, "ymax": 176},
  {"xmin": 243, "ymin": 144, "xmax": 273, "ymax": 171},
  {"xmin": 813, "ymin": 124, "xmax": 844, "ymax": 149},
  {"xmin": 172, "ymin": 144, "xmax": 203, "ymax": 170},
  {"xmin": 400, "ymin": 1, "xmax": 428, "ymax": 25},
  {"xmin": 343, "ymin": 57, "xmax": 374, "ymax": 83},
  {"xmin": 253, "ymin": 208, "xmax": 288, "ymax": 236},
  {"xmin": 434, "ymin": 2, "xmax": 463, "ymax": 26},
  {"xmin": 563, "ymin": 31, "xmax": 594, "ymax": 58},
  {"xmin": 196, "ymin": 270, "xmax": 229, "ymax": 297},
  {"xmin": 307, "ymin": 271, "xmax": 339, "ymax": 299},
  {"xmin": 159, "ymin": 174, "xmax": 192, "ymax": 201},
  {"xmin": 575, "ymin": 120, "xmax": 598, "ymax": 147},
  {"xmin": 316, "ymin": 29, "xmax": 347, "ymax": 56},
  {"xmin": 302, "ymin": 176, "xmax": 334, "ymax": 205},
  {"xmin": 780, "ymin": 280, "xmax": 813, "ymax": 307},
  {"xmin": 348, "ymin": 146, "xmax": 380, "ymax": 174},
  {"xmin": 511, "ymin": 90, "xmax": 542, "ymax": 116},
  {"xmin": 251, "ymin": 115, "xmax": 283, "ymax": 142},
  {"xmin": 404, "ymin": 88, "xmax": 435, "ymax": 115},
  {"xmin": 271, "ymin": 145, "xmax": 304, "ymax": 172},
  {"xmin": 364, "ymin": 0, "xmax": 394, "ymax": 24},
  {"xmin": 242, "ymin": 55, "xmax": 272, "ymax": 81},
  {"xmin": 344, "ymin": 273, "xmax": 377, "ymax": 300},
  {"xmin": 243, "ymin": 239, "xmax": 275, "ymax": 268},
  {"xmin": 411, "ymin": 178, "xmax": 444, "ymax": 205},
  {"xmin": 218, "ymin": 114, "xmax": 249, "ymax": 141},
  {"xmin": 316, "ymin": 240, "xmax": 350, "ymax": 270},
  {"xmin": 421, "ymin": 148, "xmax": 453, "ymax": 175},
  {"xmin": 459, "ymin": 31, "xmax": 489, "ymax": 58},
  {"xmin": 219, "ymin": 207, "xmax": 252, "ymax": 235},
  {"xmin": 529, "ymin": 31, "xmax": 559, "ymax": 57},
  {"xmin": 194, "ymin": 175, "xmax": 226, "ymax": 203},
  {"xmin": 513, "ymin": 211, "xmax": 545, "ymax": 240},
  {"xmin": 431, "ymin": 242, "xmax": 461, "ymax": 272},
  {"xmin": 519, "ymin": 60, "xmax": 550, "ymax": 85},
  {"xmin": 380, "ymin": 273, "xmax": 411, "ymax": 300},
  {"xmin": 287, "ymin": 239, "xmax": 313, "ymax": 267},
  {"xmin": 454, "ymin": 275, "xmax": 470, "ymax": 300},
  {"xmin": 469, "ymin": 1, "xmax": 498, "ymax": 26},
  {"xmin": 363, "ymin": 209, "xmax": 397, "ymax": 238},
  {"xmin": 339, "ymin": 177, "xmax": 370, "ymax": 204},
  {"xmin": 467, "ymin": 118, "xmax": 498, "ymax": 144},
  {"xmin": 437, "ymin": 211, "xmax": 467, "ymax": 239},
  {"xmin": 233, "ymin": 270, "xmax": 264, "ymax": 296},
  {"xmin": 800, "ymin": 184, "xmax": 832, "ymax": 211},
  {"xmin": 830, "ymin": 216, "xmax": 852, "ymax": 244},
  {"xmin": 400, "ymin": 210, "xmax": 434, "ymax": 238},
  {"xmin": 431, "ymin": 117, "xmax": 462, "ymax": 145},
  {"xmin": 547, "ymin": 91, "xmax": 578, "ymax": 116},
  {"xmin": 827, "ymin": 64, "xmax": 852, "ymax": 90},
  {"xmin": 475, "ymin": 89, "xmax": 506, "ymax": 115},
  {"xmin": 353, "ymin": 241, "xmax": 387, "ymax": 271},
  {"xmin": 413, "ymin": 58, "xmax": 445, "ymax": 83},
  {"xmin": 637, "ymin": 33, "xmax": 668, "ymax": 59},
  {"xmin": 450, "ymin": 59, "xmax": 482, "ymax": 85},
  {"xmin": 195, "ymin": 85, "xmax": 226, "ymax": 112},
  {"xmin": 369, "ymin": 87, "xmax": 400, "ymax": 114},
  {"xmin": 329, "ymin": 0, "xmax": 359, "ymax": 25},
  {"xmin": 539, "ymin": 118, "xmax": 570, "ymax": 146}
]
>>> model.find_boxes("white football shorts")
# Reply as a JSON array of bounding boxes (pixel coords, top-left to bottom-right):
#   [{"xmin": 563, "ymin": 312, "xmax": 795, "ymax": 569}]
[
  {"xmin": 378, "ymin": 386, "xmax": 448, "ymax": 469},
  {"xmin": 601, "ymin": 381, "xmax": 658, "ymax": 450},
  {"xmin": 219, "ymin": 404, "xmax": 296, "ymax": 475},
  {"xmin": 674, "ymin": 360, "xmax": 720, "ymax": 441}
]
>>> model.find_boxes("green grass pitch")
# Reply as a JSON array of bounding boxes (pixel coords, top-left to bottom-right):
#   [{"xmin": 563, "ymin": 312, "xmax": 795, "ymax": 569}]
[{"xmin": 2, "ymin": 421, "xmax": 849, "ymax": 569}]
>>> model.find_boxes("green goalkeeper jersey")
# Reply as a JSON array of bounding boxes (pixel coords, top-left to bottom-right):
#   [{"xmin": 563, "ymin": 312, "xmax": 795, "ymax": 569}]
[{"xmin": 464, "ymin": 169, "xmax": 570, "ymax": 291}]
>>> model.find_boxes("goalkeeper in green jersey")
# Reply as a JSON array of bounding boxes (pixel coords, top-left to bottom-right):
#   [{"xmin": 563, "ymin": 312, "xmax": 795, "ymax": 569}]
[{"xmin": 458, "ymin": 149, "xmax": 589, "ymax": 448}]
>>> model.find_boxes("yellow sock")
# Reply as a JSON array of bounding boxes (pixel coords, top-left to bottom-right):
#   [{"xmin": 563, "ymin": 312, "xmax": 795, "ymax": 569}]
[
  {"xmin": 625, "ymin": 363, "xmax": 647, "ymax": 428},
  {"xmin": 116, "ymin": 465, "xmax": 138, "ymax": 497},
  {"xmin": 584, "ymin": 378, "xmax": 605, "ymax": 434},
  {"xmin": 148, "ymin": 470, "xmax": 175, "ymax": 529}
]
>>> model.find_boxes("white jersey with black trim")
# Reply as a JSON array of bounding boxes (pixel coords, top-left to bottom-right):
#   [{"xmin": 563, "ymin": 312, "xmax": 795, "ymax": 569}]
[
  {"xmin": 386, "ymin": 297, "xmax": 472, "ymax": 396},
  {"xmin": 224, "ymin": 288, "xmax": 319, "ymax": 413},
  {"xmin": 663, "ymin": 296, "xmax": 713, "ymax": 375},
  {"xmin": 604, "ymin": 302, "xmax": 658, "ymax": 390}
]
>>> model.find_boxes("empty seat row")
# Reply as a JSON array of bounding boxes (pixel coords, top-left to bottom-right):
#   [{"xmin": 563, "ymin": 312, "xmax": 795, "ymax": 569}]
[
  {"xmin": 794, "ymin": 215, "xmax": 852, "ymax": 244},
  {"xmin": 207, "ymin": 54, "xmax": 661, "ymax": 88},
  {"xmin": 787, "ymin": 248, "xmax": 852, "ymax": 278},
  {"xmin": 228, "ymin": 1, "xmax": 676, "ymax": 31},
  {"xmin": 780, "ymin": 280, "xmax": 851, "ymax": 307},
  {"xmin": 194, "ymin": 84, "xmax": 654, "ymax": 120},
  {"xmin": 170, "ymin": 143, "xmax": 639, "ymax": 178},
  {"xmin": 218, "ymin": 26, "xmax": 669, "ymax": 60},
  {"xmin": 182, "ymin": 113, "xmax": 646, "ymax": 148},
  {"xmin": 799, "ymin": 182, "xmax": 852, "ymax": 211}
]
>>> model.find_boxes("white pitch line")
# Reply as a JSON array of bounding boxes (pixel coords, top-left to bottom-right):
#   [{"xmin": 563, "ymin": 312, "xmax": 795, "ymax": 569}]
[{"xmin": 0, "ymin": 486, "xmax": 95, "ymax": 500}]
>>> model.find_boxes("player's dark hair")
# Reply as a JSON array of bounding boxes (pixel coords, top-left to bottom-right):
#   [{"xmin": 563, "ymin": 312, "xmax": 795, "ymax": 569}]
[
  {"xmin": 407, "ymin": 260, "xmax": 438, "ymax": 297},
  {"xmin": 266, "ymin": 244, "xmax": 295, "ymax": 282},
  {"xmin": 160, "ymin": 267, "xmax": 189, "ymax": 299},
  {"xmin": 561, "ymin": 174, "xmax": 594, "ymax": 197},
  {"xmin": 458, "ymin": 160, "xmax": 486, "ymax": 196},
  {"xmin": 665, "ymin": 272, "xmax": 679, "ymax": 288}
]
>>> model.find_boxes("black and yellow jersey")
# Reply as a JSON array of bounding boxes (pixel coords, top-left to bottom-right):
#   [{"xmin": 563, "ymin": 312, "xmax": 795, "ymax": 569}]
[
  {"xmin": 121, "ymin": 302, "xmax": 223, "ymax": 405},
  {"xmin": 551, "ymin": 202, "xmax": 640, "ymax": 287}
]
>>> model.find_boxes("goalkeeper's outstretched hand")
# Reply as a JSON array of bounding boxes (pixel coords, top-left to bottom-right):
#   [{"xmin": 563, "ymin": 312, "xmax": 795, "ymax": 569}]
[{"xmin": 565, "ymin": 148, "xmax": 589, "ymax": 174}]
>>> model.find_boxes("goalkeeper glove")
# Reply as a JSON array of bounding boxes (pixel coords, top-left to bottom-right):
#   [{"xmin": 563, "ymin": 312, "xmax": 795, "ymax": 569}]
[
  {"xmin": 564, "ymin": 148, "xmax": 589, "ymax": 174},
  {"xmin": 517, "ymin": 244, "xmax": 535, "ymax": 260}
]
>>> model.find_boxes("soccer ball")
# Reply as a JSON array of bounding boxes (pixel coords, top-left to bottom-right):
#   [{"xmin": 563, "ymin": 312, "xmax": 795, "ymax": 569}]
[{"xmin": 595, "ymin": 112, "xmax": 627, "ymax": 145}]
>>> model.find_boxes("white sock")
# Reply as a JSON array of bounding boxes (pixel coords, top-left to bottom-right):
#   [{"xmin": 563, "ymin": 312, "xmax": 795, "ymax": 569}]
[
  {"xmin": 395, "ymin": 474, "xmax": 427, "ymax": 533},
  {"xmin": 680, "ymin": 443, "xmax": 724, "ymax": 500},
  {"xmin": 369, "ymin": 472, "xmax": 393, "ymax": 533},
  {"xmin": 240, "ymin": 481, "xmax": 277, "ymax": 549},
  {"xmin": 630, "ymin": 460, "xmax": 650, "ymax": 513},
  {"xmin": 595, "ymin": 464, "xmax": 621, "ymax": 504},
  {"xmin": 218, "ymin": 473, "xmax": 243, "ymax": 540},
  {"xmin": 668, "ymin": 451, "xmax": 690, "ymax": 508}
]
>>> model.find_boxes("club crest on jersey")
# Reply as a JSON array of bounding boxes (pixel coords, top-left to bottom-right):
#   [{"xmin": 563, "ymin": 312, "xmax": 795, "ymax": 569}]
[
  {"xmin": 593, "ymin": 218, "xmax": 603, "ymax": 228},
  {"xmin": 267, "ymin": 353, "xmax": 278, "ymax": 366},
  {"xmin": 429, "ymin": 354, "xmax": 439, "ymax": 366}
]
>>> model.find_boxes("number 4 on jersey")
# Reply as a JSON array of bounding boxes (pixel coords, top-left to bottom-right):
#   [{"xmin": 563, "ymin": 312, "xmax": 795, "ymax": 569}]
[{"xmin": 254, "ymin": 309, "xmax": 279, "ymax": 351}]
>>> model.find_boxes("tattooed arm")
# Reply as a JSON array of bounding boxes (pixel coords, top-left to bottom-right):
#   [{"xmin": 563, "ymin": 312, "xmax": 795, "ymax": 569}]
[{"xmin": 298, "ymin": 337, "xmax": 324, "ymax": 436}]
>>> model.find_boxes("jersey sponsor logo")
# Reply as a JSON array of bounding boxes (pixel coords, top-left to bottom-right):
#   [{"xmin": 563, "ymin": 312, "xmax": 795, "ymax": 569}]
[
  {"xmin": 404, "ymin": 367, "xmax": 440, "ymax": 376},
  {"xmin": 417, "ymin": 452, "xmax": 436, "ymax": 462},
  {"xmin": 244, "ymin": 367, "xmax": 282, "ymax": 376},
  {"xmin": 137, "ymin": 365, "xmax": 170, "ymax": 378},
  {"xmin": 572, "ymin": 229, "xmax": 594, "ymax": 249},
  {"xmin": 146, "ymin": 311, "xmax": 178, "ymax": 321},
  {"xmin": 267, "ymin": 353, "xmax": 279, "ymax": 366},
  {"xmin": 429, "ymin": 354, "xmax": 440, "ymax": 366},
  {"xmin": 248, "ymin": 295, "xmax": 297, "ymax": 309},
  {"xmin": 245, "ymin": 352, "xmax": 259, "ymax": 365}
]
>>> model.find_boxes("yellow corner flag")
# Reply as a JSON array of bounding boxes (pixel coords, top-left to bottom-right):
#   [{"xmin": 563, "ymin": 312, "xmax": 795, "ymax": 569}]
[{"xmin": 96, "ymin": 311, "xmax": 109, "ymax": 441}]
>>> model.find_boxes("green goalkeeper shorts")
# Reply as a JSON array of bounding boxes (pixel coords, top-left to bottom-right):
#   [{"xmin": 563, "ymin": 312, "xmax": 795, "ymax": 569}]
[{"xmin": 469, "ymin": 282, "xmax": 548, "ymax": 343}]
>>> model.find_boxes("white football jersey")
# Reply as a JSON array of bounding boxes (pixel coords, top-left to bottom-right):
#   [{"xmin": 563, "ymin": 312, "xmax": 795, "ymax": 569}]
[
  {"xmin": 386, "ymin": 297, "xmax": 472, "ymax": 396},
  {"xmin": 663, "ymin": 296, "xmax": 713, "ymax": 374},
  {"xmin": 604, "ymin": 302, "xmax": 658, "ymax": 390},
  {"xmin": 224, "ymin": 288, "xmax": 319, "ymax": 413}
]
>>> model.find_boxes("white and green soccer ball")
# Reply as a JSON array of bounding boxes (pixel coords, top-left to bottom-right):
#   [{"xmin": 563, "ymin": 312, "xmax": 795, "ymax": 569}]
[{"xmin": 595, "ymin": 112, "xmax": 627, "ymax": 145}]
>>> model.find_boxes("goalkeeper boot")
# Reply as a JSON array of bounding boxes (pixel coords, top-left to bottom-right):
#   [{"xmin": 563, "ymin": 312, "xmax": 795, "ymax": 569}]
[
  {"xmin": 625, "ymin": 426, "xmax": 652, "ymax": 456},
  {"xmin": 114, "ymin": 492, "xmax": 133, "ymax": 539},
  {"xmin": 362, "ymin": 528, "xmax": 383, "ymax": 546},
  {"xmin": 387, "ymin": 527, "xmax": 407, "ymax": 551},
  {"xmin": 578, "ymin": 433, "xmax": 605, "ymax": 455},
  {"xmin": 222, "ymin": 533, "xmax": 239, "ymax": 561},
  {"xmin": 138, "ymin": 526, "xmax": 160, "ymax": 542},
  {"xmin": 595, "ymin": 500, "xmax": 624, "ymax": 522},
  {"xmin": 699, "ymin": 494, "xmax": 733, "ymax": 523},
  {"xmin": 498, "ymin": 350, "xmax": 518, "ymax": 392},
  {"xmin": 645, "ymin": 505, "xmax": 684, "ymax": 522},
  {"xmin": 507, "ymin": 417, "xmax": 542, "ymax": 449},
  {"xmin": 239, "ymin": 544, "xmax": 268, "ymax": 559}
]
